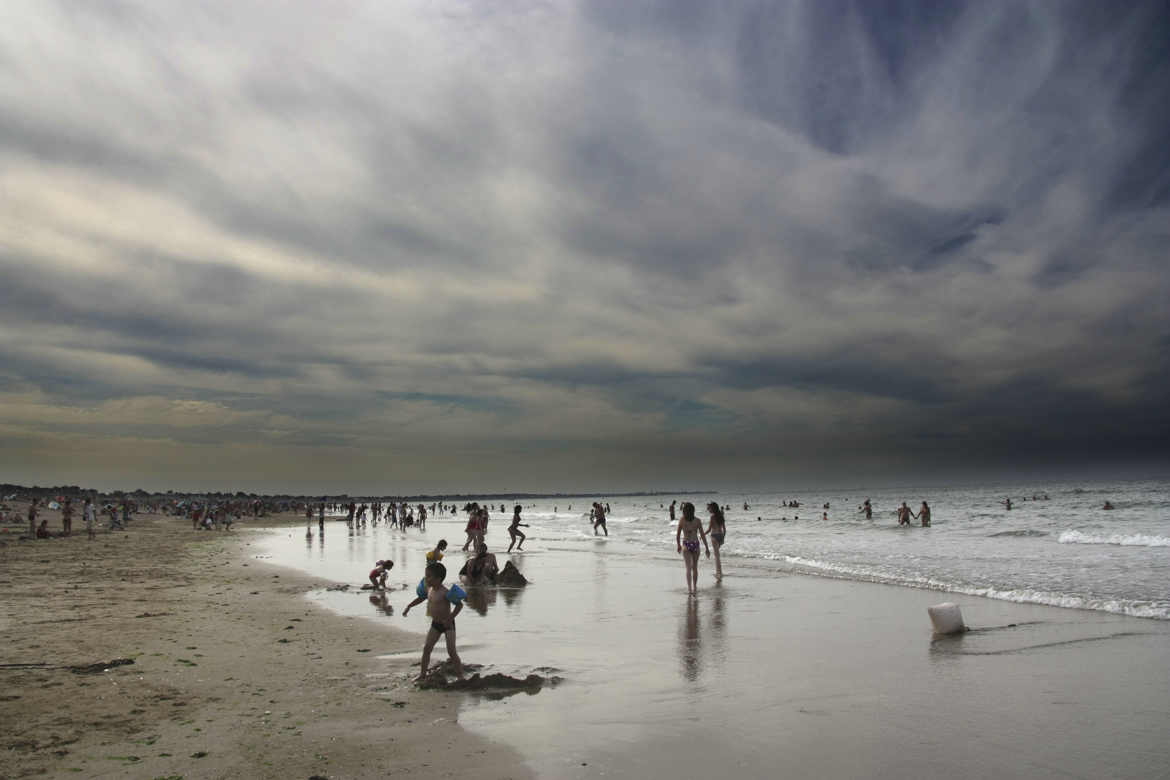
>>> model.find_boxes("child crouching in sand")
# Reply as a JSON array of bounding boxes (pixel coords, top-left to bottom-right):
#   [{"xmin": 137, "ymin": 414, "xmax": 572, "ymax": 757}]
[
  {"xmin": 368, "ymin": 559, "xmax": 393, "ymax": 590},
  {"xmin": 403, "ymin": 562, "xmax": 466, "ymax": 680}
]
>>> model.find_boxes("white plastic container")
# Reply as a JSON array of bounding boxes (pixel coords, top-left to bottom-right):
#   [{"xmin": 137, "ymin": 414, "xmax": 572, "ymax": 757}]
[{"xmin": 928, "ymin": 602, "xmax": 966, "ymax": 635}]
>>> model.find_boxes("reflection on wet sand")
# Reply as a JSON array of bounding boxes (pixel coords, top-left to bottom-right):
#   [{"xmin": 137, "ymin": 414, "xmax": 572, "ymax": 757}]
[
  {"xmin": 499, "ymin": 584, "xmax": 525, "ymax": 607},
  {"xmin": 709, "ymin": 592, "xmax": 728, "ymax": 668},
  {"xmin": 678, "ymin": 593, "xmax": 730, "ymax": 683},
  {"xmin": 680, "ymin": 597, "xmax": 701, "ymax": 682},
  {"xmin": 464, "ymin": 585, "xmax": 498, "ymax": 616},
  {"xmin": 459, "ymin": 583, "xmax": 529, "ymax": 614},
  {"xmin": 368, "ymin": 591, "xmax": 394, "ymax": 617}
]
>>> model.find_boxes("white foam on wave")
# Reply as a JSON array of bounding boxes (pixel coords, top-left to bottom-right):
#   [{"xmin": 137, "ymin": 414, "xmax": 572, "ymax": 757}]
[
  {"xmin": 772, "ymin": 554, "xmax": 1170, "ymax": 620},
  {"xmin": 1058, "ymin": 530, "xmax": 1170, "ymax": 547}
]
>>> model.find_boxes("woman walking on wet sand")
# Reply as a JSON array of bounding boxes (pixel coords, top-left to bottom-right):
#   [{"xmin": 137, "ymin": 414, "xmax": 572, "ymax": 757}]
[
  {"xmin": 706, "ymin": 502, "xmax": 726, "ymax": 581},
  {"xmin": 676, "ymin": 502, "xmax": 709, "ymax": 595}
]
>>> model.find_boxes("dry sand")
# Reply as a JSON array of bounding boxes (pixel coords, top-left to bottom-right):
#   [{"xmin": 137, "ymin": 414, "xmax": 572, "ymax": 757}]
[{"xmin": 0, "ymin": 505, "xmax": 532, "ymax": 779}]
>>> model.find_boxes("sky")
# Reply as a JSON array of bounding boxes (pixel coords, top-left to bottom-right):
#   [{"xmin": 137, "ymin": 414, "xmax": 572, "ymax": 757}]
[{"xmin": 1, "ymin": 0, "xmax": 1168, "ymax": 495}]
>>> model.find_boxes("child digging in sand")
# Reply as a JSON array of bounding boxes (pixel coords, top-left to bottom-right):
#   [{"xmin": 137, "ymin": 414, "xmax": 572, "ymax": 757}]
[
  {"xmin": 368, "ymin": 559, "xmax": 393, "ymax": 590},
  {"xmin": 403, "ymin": 562, "xmax": 466, "ymax": 680}
]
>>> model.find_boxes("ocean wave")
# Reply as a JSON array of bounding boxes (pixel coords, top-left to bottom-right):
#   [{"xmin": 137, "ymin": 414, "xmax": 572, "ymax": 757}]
[
  {"xmin": 770, "ymin": 555, "xmax": 1170, "ymax": 620},
  {"xmin": 1058, "ymin": 530, "xmax": 1170, "ymax": 547},
  {"xmin": 988, "ymin": 529, "xmax": 1049, "ymax": 538}
]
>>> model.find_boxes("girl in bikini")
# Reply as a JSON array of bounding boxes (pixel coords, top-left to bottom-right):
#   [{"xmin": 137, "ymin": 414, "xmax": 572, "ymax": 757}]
[
  {"xmin": 705, "ymin": 502, "xmax": 726, "ymax": 581},
  {"xmin": 675, "ymin": 502, "xmax": 709, "ymax": 595},
  {"xmin": 507, "ymin": 505, "xmax": 528, "ymax": 551}
]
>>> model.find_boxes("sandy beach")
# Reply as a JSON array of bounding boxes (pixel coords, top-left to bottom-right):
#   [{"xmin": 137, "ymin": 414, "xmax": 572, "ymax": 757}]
[{"xmin": 0, "ymin": 506, "xmax": 530, "ymax": 780}]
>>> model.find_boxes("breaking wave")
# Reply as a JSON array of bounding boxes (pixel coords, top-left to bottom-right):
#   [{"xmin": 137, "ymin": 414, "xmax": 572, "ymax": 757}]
[{"xmin": 1058, "ymin": 530, "xmax": 1170, "ymax": 548}]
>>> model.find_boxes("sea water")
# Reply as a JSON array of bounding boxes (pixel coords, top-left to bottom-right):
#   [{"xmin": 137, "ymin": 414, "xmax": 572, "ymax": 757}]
[
  {"xmin": 492, "ymin": 478, "xmax": 1170, "ymax": 620},
  {"xmin": 279, "ymin": 477, "xmax": 1169, "ymax": 621}
]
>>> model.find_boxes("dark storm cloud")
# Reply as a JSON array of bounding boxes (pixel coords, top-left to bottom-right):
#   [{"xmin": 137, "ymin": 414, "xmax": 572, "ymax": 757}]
[
  {"xmin": 0, "ymin": 0, "xmax": 1167, "ymax": 491},
  {"xmin": 699, "ymin": 349, "xmax": 952, "ymax": 405}
]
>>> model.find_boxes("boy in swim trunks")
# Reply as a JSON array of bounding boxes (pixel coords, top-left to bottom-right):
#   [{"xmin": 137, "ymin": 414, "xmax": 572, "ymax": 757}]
[
  {"xmin": 675, "ymin": 502, "xmax": 709, "ymax": 595},
  {"xmin": 403, "ymin": 562, "xmax": 465, "ymax": 680}
]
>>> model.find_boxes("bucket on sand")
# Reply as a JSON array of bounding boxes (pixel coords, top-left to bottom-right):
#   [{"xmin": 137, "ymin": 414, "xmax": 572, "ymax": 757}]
[{"xmin": 928, "ymin": 602, "xmax": 966, "ymax": 635}]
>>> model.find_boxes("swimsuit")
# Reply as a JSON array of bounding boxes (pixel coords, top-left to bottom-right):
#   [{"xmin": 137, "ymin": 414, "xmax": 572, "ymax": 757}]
[
  {"xmin": 431, "ymin": 620, "xmax": 448, "ymax": 634},
  {"xmin": 683, "ymin": 539, "xmax": 700, "ymax": 554},
  {"xmin": 711, "ymin": 531, "xmax": 725, "ymax": 544}
]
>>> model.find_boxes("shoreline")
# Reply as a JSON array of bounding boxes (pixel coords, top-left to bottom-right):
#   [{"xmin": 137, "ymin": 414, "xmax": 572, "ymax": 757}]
[
  {"xmin": 0, "ymin": 509, "xmax": 532, "ymax": 779},
  {"xmin": 253, "ymin": 516, "xmax": 1170, "ymax": 780}
]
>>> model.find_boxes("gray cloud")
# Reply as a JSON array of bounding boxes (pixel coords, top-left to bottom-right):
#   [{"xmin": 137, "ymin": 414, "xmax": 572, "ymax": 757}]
[{"xmin": 0, "ymin": 0, "xmax": 1167, "ymax": 492}]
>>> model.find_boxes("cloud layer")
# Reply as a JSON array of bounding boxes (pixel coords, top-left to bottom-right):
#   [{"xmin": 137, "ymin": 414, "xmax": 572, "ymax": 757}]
[{"xmin": 2, "ymin": 0, "xmax": 1167, "ymax": 492}]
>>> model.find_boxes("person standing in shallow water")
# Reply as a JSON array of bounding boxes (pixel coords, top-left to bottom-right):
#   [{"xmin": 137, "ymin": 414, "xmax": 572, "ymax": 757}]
[
  {"xmin": 918, "ymin": 501, "xmax": 931, "ymax": 527},
  {"xmin": 676, "ymin": 502, "xmax": 709, "ymax": 595},
  {"xmin": 592, "ymin": 502, "xmax": 608, "ymax": 536},
  {"xmin": 706, "ymin": 502, "xmax": 726, "ymax": 581},
  {"xmin": 897, "ymin": 502, "xmax": 913, "ymax": 526}
]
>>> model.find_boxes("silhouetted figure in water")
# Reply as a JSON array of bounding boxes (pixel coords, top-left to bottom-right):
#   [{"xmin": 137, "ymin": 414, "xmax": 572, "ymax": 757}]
[{"xmin": 897, "ymin": 502, "xmax": 913, "ymax": 526}]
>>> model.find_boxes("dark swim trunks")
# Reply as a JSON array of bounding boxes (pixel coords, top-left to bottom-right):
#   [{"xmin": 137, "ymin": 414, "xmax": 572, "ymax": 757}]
[
  {"xmin": 431, "ymin": 620, "xmax": 449, "ymax": 634},
  {"xmin": 711, "ymin": 532, "xmax": 725, "ymax": 545}
]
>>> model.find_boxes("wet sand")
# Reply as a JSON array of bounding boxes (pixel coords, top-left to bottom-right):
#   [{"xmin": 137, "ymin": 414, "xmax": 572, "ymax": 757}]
[
  {"xmin": 0, "ymin": 507, "xmax": 530, "ymax": 779},
  {"xmin": 261, "ymin": 516, "xmax": 1170, "ymax": 779}
]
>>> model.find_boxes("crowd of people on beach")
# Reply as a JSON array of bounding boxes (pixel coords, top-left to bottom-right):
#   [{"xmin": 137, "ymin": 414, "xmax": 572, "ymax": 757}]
[
  {"xmin": 5, "ymin": 485, "xmax": 1114, "ymax": 682},
  {"xmin": 351, "ymin": 502, "xmax": 535, "ymax": 679}
]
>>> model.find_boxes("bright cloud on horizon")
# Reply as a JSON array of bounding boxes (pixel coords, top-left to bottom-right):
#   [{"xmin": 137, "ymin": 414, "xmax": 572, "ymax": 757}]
[{"xmin": 1, "ymin": 0, "xmax": 1167, "ymax": 493}]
